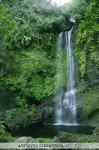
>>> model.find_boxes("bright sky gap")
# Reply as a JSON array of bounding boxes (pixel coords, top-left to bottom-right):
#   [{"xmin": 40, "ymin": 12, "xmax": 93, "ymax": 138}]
[{"xmin": 51, "ymin": 0, "xmax": 72, "ymax": 6}]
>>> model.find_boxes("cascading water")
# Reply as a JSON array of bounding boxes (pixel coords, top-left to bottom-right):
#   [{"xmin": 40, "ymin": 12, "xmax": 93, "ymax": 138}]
[{"xmin": 55, "ymin": 27, "xmax": 77, "ymax": 125}]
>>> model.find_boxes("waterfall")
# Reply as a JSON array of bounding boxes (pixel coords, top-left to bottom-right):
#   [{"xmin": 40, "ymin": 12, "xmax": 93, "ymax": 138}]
[{"xmin": 55, "ymin": 28, "xmax": 77, "ymax": 125}]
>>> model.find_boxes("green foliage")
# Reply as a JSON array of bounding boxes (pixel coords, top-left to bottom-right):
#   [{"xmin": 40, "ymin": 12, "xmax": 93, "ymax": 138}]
[
  {"xmin": 7, "ymin": 23, "xmax": 34, "ymax": 50},
  {"xmin": 55, "ymin": 131, "xmax": 99, "ymax": 143},
  {"xmin": 4, "ymin": 106, "xmax": 38, "ymax": 128},
  {"xmin": 74, "ymin": 0, "xmax": 99, "ymax": 81},
  {"xmin": 0, "ymin": 2, "xmax": 59, "ymax": 105},
  {"xmin": 0, "ymin": 3, "xmax": 59, "ymax": 130},
  {"xmin": 0, "ymin": 4, "xmax": 16, "ymax": 40},
  {"xmin": 63, "ymin": 0, "xmax": 90, "ymax": 20},
  {"xmin": 0, "ymin": 4, "xmax": 16, "ymax": 73},
  {"xmin": 76, "ymin": 50, "xmax": 86, "ymax": 77},
  {"xmin": 4, "ymin": 47, "xmax": 56, "ymax": 102},
  {"xmin": 0, "ymin": 0, "xmax": 72, "ymax": 106},
  {"xmin": 78, "ymin": 85, "xmax": 99, "ymax": 125},
  {"xmin": 0, "ymin": 123, "xmax": 12, "ymax": 142}
]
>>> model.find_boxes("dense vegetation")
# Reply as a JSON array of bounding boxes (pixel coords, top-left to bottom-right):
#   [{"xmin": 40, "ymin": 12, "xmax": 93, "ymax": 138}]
[
  {"xmin": 75, "ymin": 0, "xmax": 99, "ymax": 80},
  {"xmin": 0, "ymin": 0, "xmax": 98, "ymax": 143},
  {"xmin": 74, "ymin": 0, "xmax": 99, "ymax": 125},
  {"xmin": 0, "ymin": 0, "xmax": 73, "ymax": 129}
]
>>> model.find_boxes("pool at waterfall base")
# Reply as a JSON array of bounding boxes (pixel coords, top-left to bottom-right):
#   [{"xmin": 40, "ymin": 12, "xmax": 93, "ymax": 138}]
[{"xmin": 10, "ymin": 124, "xmax": 94, "ymax": 138}]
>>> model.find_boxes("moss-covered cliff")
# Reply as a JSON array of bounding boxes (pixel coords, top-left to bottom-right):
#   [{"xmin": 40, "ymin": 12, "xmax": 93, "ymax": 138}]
[
  {"xmin": 74, "ymin": 0, "xmax": 99, "ymax": 126},
  {"xmin": 0, "ymin": 0, "xmax": 73, "ymax": 128}
]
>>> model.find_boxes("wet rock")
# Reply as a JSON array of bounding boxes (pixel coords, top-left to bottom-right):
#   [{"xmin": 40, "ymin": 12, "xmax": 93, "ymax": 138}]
[
  {"xmin": 93, "ymin": 127, "xmax": 99, "ymax": 136},
  {"xmin": 54, "ymin": 131, "xmax": 99, "ymax": 143},
  {"xmin": 15, "ymin": 137, "xmax": 36, "ymax": 143}
]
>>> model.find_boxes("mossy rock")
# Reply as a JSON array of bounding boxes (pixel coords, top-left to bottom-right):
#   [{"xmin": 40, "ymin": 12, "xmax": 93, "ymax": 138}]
[
  {"xmin": 77, "ymin": 85, "xmax": 99, "ymax": 126},
  {"xmin": 54, "ymin": 131, "xmax": 99, "ymax": 143},
  {"xmin": 4, "ymin": 100, "xmax": 54, "ymax": 129},
  {"xmin": 93, "ymin": 127, "xmax": 99, "ymax": 136}
]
